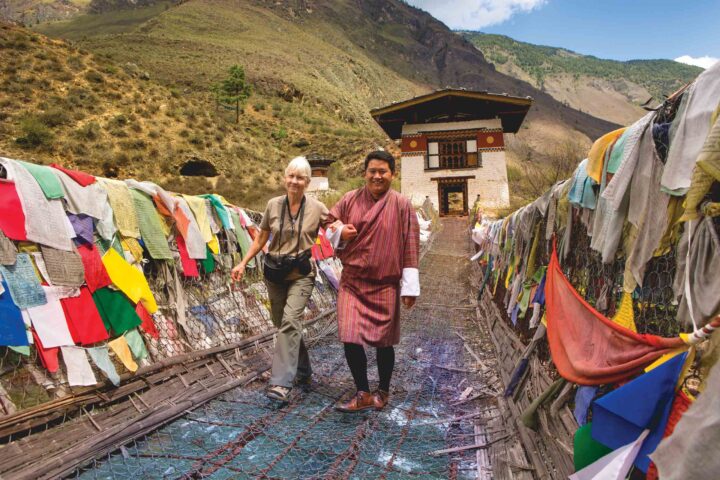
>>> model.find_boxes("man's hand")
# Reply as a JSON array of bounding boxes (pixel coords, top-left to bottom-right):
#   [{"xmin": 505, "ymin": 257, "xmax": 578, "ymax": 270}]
[
  {"xmin": 341, "ymin": 224, "xmax": 358, "ymax": 242},
  {"xmin": 327, "ymin": 220, "xmax": 343, "ymax": 232},
  {"xmin": 231, "ymin": 263, "xmax": 246, "ymax": 283},
  {"xmin": 401, "ymin": 296, "xmax": 416, "ymax": 309}
]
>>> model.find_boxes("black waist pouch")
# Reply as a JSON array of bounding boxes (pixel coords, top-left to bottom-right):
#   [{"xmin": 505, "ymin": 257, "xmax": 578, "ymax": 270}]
[{"xmin": 263, "ymin": 255, "xmax": 292, "ymax": 284}]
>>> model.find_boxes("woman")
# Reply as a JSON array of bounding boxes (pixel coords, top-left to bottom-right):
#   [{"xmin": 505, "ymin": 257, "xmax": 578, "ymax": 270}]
[{"xmin": 231, "ymin": 156, "xmax": 330, "ymax": 402}]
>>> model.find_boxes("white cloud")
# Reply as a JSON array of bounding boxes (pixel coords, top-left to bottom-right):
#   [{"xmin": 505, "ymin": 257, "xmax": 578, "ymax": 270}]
[
  {"xmin": 406, "ymin": 0, "xmax": 547, "ymax": 29},
  {"xmin": 674, "ymin": 55, "xmax": 719, "ymax": 69}
]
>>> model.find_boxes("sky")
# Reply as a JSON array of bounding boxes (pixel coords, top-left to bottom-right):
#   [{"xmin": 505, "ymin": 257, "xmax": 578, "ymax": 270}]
[{"xmin": 406, "ymin": 0, "xmax": 719, "ymax": 68}]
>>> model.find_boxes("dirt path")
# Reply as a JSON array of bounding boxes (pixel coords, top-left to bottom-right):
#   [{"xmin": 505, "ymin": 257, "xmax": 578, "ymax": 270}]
[{"xmin": 76, "ymin": 218, "xmax": 513, "ymax": 480}]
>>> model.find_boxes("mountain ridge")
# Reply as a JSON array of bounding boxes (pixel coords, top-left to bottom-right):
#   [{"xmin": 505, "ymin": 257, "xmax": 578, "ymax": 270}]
[{"xmin": 460, "ymin": 31, "xmax": 702, "ymax": 125}]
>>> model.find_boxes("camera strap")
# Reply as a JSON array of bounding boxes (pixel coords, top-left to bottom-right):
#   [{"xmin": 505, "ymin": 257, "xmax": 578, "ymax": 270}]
[{"xmin": 279, "ymin": 195, "xmax": 306, "ymax": 257}]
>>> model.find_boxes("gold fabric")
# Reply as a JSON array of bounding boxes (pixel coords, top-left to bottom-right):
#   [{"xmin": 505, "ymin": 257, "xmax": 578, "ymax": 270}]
[
  {"xmin": 121, "ymin": 237, "xmax": 144, "ymax": 264},
  {"xmin": 612, "ymin": 291, "xmax": 637, "ymax": 333},
  {"xmin": 183, "ymin": 195, "xmax": 213, "ymax": 243},
  {"xmin": 586, "ymin": 128, "xmax": 627, "ymax": 183},
  {"xmin": 100, "ymin": 179, "xmax": 140, "ymax": 238},
  {"xmin": 682, "ymin": 104, "xmax": 720, "ymax": 221},
  {"xmin": 108, "ymin": 336, "xmax": 138, "ymax": 372}
]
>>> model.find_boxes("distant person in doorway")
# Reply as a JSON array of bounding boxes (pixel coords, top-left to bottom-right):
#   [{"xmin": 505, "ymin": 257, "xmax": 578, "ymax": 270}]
[
  {"xmin": 326, "ymin": 150, "xmax": 420, "ymax": 412},
  {"xmin": 231, "ymin": 156, "xmax": 334, "ymax": 403}
]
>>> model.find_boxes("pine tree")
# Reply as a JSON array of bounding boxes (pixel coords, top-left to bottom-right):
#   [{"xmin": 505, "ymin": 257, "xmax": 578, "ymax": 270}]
[{"xmin": 214, "ymin": 65, "xmax": 252, "ymax": 123}]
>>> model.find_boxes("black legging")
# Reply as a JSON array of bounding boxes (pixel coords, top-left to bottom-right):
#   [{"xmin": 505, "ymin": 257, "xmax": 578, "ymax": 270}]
[{"xmin": 343, "ymin": 343, "xmax": 395, "ymax": 393}]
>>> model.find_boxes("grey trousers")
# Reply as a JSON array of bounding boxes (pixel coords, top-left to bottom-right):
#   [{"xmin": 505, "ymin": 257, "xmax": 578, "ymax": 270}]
[{"xmin": 265, "ymin": 276, "xmax": 315, "ymax": 388}]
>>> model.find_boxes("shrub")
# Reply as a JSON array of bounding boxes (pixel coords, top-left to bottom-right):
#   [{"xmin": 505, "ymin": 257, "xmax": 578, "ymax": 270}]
[
  {"xmin": 38, "ymin": 108, "xmax": 70, "ymax": 127},
  {"xmin": 272, "ymin": 127, "xmax": 288, "ymax": 140},
  {"xmin": 67, "ymin": 55, "xmax": 85, "ymax": 71},
  {"xmin": 84, "ymin": 70, "xmax": 104, "ymax": 83},
  {"xmin": 16, "ymin": 116, "xmax": 54, "ymax": 148},
  {"xmin": 108, "ymin": 114, "xmax": 128, "ymax": 128},
  {"xmin": 74, "ymin": 121, "xmax": 101, "ymax": 141},
  {"xmin": 66, "ymin": 87, "xmax": 98, "ymax": 109}
]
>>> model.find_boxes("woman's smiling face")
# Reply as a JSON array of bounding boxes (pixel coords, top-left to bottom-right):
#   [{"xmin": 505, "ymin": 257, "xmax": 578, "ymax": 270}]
[{"xmin": 284, "ymin": 170, "xmax": 308, "ymax": 195}]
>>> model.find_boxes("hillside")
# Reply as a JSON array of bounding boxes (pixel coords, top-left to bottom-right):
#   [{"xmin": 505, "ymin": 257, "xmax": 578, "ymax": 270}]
[
  {"xmin": 2, "ymin": 0, "xmax": 623, "ymax": 208},
  {"xmin": 0, "ymin": 22, "xmax": 386, "ymax": 210},
  {"xmin": 461, "ymin": 32, "xmax": 702, "ymax": 125}
]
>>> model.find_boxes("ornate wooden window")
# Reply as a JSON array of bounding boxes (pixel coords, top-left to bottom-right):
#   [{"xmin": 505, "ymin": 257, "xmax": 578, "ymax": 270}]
[{"xmin": 426, "ymin": 136, "xmax": 481, "ymax": 170}]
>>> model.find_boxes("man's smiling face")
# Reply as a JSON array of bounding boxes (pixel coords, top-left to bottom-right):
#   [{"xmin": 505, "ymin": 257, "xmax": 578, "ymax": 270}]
[{"xmin": 364, "ymin": 159, "xmax": 394, "ymax": 199}]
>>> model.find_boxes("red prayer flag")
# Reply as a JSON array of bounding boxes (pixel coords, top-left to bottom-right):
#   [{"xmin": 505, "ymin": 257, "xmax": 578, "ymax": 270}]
[
  {"xmin": 0, "ymin": 181, "xmax": 27, "ymax": 240},
  {"xmin": 61, "ymin": 286, "xmax": 110, "ymax": 345},
  {"xmin": 176, "ymin": 234, "xmax": 199, "ymax": 277},
  {"xmin": 77, "ymin": 244, "xmax": 112, "ymax": 292},
  {"xmin": 49, "ymin": 163, "xmax": 96, "ymax": 186},
  {"xmin": 32, "ymin": 330, "xmax": 59, "ymax": 373},
  {"xmin": 135, "ymin": 302, "xmax": 159, "ymax": 339},
  {"xmin": 545, "ymin": 242, "xmax": 685, "ymax": 385},
  {"xmin": 645, "ymin": 390, "xmax": 693, "ymax": 480}
]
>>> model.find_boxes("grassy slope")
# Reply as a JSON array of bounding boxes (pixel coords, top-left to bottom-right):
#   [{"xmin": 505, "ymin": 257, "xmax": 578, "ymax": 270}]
[
  {"xmin": 461, "ymin": 32, "xmax": 702, "ymax": 125},
  {"xmin": 2, "ymin": 5, "xmax": 409, "ymax": 209},
  {"xmin": 6, "ymin": 0, "xmax": 629, "ymax": 209}
]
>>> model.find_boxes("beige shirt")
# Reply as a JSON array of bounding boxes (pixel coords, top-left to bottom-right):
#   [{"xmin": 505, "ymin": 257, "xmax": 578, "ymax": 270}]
[{"xmin": 260, "ymin": 195, "xmax": 329, "ymax": 256}]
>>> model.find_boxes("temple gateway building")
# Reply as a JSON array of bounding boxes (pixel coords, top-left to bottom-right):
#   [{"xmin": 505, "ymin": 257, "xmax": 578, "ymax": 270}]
[{"xmin": 371, "ymin": 89, "xmax": 532, "ymax": 216}]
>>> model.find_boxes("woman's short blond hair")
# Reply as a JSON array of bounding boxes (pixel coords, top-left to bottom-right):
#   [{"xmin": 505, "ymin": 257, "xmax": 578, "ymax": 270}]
[{"xmin": 285, "ymin": 156, "xmax": 312, "ymax": 182}]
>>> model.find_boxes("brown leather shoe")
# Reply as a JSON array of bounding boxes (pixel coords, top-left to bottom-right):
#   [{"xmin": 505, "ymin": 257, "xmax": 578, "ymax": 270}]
[
  {"xmin": 372, "ymin": 390, "xmax": 389, "ymax": 410},
  {"xmin": 335, "ymin": 391, "xmax": 375, "ymax": 413}
]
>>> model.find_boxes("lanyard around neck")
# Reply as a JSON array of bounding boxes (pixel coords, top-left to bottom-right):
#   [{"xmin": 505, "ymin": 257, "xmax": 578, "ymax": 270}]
[{"xmin": 279, "ymin": 195, "xmax": 306, "ymax": 255}]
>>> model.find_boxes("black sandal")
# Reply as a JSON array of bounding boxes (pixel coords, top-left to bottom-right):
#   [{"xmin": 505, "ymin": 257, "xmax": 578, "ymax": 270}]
[{"xmin": 266, "ymin": 385, "xmax": 292, "ymax": 402}]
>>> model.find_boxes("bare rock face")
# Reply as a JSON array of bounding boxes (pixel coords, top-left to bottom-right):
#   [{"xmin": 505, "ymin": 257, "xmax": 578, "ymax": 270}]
[
  {"xmin": 278, "ymin": 83, "xmax": 303, "ymax": 102},
  {"xmin": 1, "ymin": 0, "xmax": 84, "ymax": 25}
]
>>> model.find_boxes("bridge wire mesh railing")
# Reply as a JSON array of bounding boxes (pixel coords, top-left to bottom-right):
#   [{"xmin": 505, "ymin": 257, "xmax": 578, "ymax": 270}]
[{"xmin": 0, "ymin": 224, "xmax": 340, "ymax": 479}]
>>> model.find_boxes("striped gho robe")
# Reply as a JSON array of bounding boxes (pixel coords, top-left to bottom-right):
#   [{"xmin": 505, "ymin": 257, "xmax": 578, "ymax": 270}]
[{"xmin": 327, "ymin": 187, "xmax": 420, "ymax": 347}]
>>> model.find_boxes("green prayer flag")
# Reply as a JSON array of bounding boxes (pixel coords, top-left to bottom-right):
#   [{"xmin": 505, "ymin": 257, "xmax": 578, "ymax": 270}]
[
  {"xmin": 200, "ymin": 246, "xmax": 215, "ymax": 274},
  {"xmin": 9, "ymin": 345, "xmax": 31, "ymax": 356},
  {"xmin": 520, "ymin": 378, "xmax": 566, "ymax": 431},
  {"xmin": 18, "ymin": 161, "xmax": 64, "ymax": 199},
  {"xmin": 92, "ymin": 287, "xmax": 142, "ymax": 336},
  {"xmin": 130, "ymin": 189, "xmax": 173, "ymax": 260},
  {"xmin": 573, "ymin": 422, "xmax": 613, "ymax": 471},
  {"xmin": 201, "ymin": 194, "xmax": 233, "ymax": 230},
  {"xmin": 124, "ymin": 328, "xmax": 149, "ymax": 361}
]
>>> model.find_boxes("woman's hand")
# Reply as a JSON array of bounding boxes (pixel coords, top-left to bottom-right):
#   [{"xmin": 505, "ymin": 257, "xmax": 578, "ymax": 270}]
[{"xmin": 231, "ymin": 263, "xmax": 246, "ymax": 283}]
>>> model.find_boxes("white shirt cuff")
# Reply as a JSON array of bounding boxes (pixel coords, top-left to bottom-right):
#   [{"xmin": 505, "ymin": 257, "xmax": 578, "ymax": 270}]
[
  {"xmin": 400, "ymin": 267, "xmax": 420, "ymax": 297},
  {"xmin": 325, "ymin": 225, "xmax": 346, "ymax": 250}
]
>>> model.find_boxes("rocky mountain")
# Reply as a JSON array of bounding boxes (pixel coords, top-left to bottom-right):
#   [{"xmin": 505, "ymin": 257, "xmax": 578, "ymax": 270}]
[
  {"xmin": 1, "ymin": 0, "xmax": 694, "ymax": 208},
  {"xmin": 461, "ymin": 32, "xmax": 702, "ymax": 125}
]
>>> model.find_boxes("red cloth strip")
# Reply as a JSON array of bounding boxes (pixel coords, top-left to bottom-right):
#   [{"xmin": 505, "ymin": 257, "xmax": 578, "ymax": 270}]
[
  {"xmin": 49, "ymin": 164, "xmax": 96, "ymax": 186},
  {"xmin": 545, "ymin": 241, "xmax": 684, "ymax": 385},
  {"xmin": 176, "ymin": 234, "xmax": 199, "ymax": 277},
  {"xmin": 0, "ymin": 181, "xmax": 27, "ymax": 240}
]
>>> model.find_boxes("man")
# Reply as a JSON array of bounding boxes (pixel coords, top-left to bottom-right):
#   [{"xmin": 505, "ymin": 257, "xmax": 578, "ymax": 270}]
[{"xmin": 327, "ymin": 150, "xmax": 420, "ymax": 412}]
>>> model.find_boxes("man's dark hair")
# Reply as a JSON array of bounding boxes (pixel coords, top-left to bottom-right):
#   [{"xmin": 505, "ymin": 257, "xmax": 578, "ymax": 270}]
[{"xmin": 364, "ymin": 150, "xmax": 396, "ymax": 173}]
